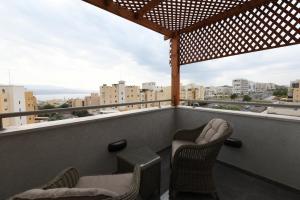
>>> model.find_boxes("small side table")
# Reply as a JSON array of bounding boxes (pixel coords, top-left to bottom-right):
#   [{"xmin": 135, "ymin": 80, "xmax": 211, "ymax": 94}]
[{"xmin": 117, "ymin": 147, "xmax": 161, "ymax": 200}]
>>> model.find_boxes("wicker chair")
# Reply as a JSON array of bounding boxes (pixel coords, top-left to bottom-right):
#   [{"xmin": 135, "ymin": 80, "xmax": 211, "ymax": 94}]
[
  {"xmin": 170, "ymin": 118, "xmax": 233, "ymax": 200},
  {"xmin": 11, "ymin": 165, "xmax": 141, "ymax": 200}
]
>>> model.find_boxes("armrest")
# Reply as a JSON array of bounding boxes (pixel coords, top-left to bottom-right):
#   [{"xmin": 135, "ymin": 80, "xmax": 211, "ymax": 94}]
[
  {"xmin": 120, "ymin": 165, "xmax": 141, "ymax": 200},
  {"xmin": 173, "ymin": 124, "xmax": 206, "ymax": 142},
  {"xmin": 42, "ymin": 167, "xmax": 80, "ymax": 189}
]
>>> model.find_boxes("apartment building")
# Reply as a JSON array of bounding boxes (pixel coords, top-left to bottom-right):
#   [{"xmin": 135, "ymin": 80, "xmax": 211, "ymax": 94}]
[
  {"xmin": 156, "ymin": 86, "xmax": 171, "ymax": 106},
  {"xmin": 140, "ymin": 89, "xmax": 156, "ymax": 108},
  {"xmin": 181, "ymin": 84, "xmax": 205, "ymax": 100},
  {"xmin": 291, "ymin": 80, "xmax": 300, "ymax": 102},
  {"xmin": 0, "ymin": 85, "xmax": 26, "ymax": 128},
  {"xmin": 100, "ymin": 81, "xmax": 140, "ymax": 111},
  {"xmin": 232, "ymin": 79, "xmax": 249, "ymax": 94},
  {"xmin": 125, "ymin": 85, "xmax": 140, "ymax": 110},
  {"xmin": 205, "ymin": 86, "xmax": 233, "ymax": 98},
  {"xmin": 24, "ymin": 91, "xmax": 37, "ymax": 124},
  {"xmin": 84, "ymin": 93, "xmax": 100, "ymax": 106},
  {"xmin": 142, "ymin": 82, "xmax": 157, "ymax": 91},
  {"xmin": 255, "ymin": 82, "xmax": 276, "ymax": 92},
  {"xmin": 71, "ymin": 98, "xmax": 85, "ymax": 107}
]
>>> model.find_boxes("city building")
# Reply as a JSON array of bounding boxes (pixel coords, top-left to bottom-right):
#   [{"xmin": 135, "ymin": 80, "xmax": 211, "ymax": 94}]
[
  {"xmin": 71, "ymin": 98, "xmax": 85, "ymax": 107},
  {"xmin": 156, "ymin": 86, "xmax": 172, "ymax": 106},
  {"xmin": 205, "ymin": 86, "xmax": 233, "ymax": 98},
  {"xmin": 255, "ymin": 82, "xmax": 276, "ymax": 92},
  {"xmin": 233, "ymin": 79, "xmax": 276, "ymax": 94},
  {"xmin": 181, "ymin": 84, "xmax": 205, "ymax": 101},
  {"xmin": 142, "ymin": 82, "xmax": 157, "ymax": 91},
  {"xmin": 291, "ymin": 80, "xmax": 300, "ymax": 102},
  {"xmin": 0, "ymin": 85, "xmax": 26, "ymax": 128},
  {"xmin": 100, "ymin": 81, "xmax": 140, "ymax": 111},
  {"xmin": 24, "ymin": 91, "xmax": 38, "ymax": 124},
  {"xmin": 125, "ymin": 85, "xmax": 140, "ymax": 110},
  {"xmin": 140, "ymin": 89, "xmax": 156, "ymax": 108},
  {"xmin": 232, "ymin": 79, "xmax": 249, "ymax": 94},
  {"xmin": 84, "ymin": 93, "xmax": 100, "ymax": 106}
]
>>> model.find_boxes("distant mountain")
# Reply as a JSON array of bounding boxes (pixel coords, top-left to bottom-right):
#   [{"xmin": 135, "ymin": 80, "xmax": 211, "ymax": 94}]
[{"xmin": 24, "ymin": 85, "xmax": 97, "ymax": 95}]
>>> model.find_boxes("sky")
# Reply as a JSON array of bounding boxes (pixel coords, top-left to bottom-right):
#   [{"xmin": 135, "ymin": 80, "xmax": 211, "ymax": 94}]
[{"xmin": 0, "ymin": 0, "xmax": 299, "ymax": 91}]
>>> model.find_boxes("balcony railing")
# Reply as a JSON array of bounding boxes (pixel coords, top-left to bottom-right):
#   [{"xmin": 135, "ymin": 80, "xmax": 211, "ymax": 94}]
[
  {"xmin": 0, "ymin": 100, "xmax": 171, "ymax": 130},
  {"xmin": 181, "ymin": 99, "xmax": 300, "ymax": 109}
]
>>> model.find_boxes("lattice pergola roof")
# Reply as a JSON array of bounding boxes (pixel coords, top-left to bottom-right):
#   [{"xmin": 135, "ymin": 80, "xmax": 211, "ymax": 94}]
[
  {"xmin": 84, "ymin": 0, "xmax": 300, "ymax": 65},
  {"xmin": 84, "ymin": 0, "xmax": 299, "ymax": 105}
]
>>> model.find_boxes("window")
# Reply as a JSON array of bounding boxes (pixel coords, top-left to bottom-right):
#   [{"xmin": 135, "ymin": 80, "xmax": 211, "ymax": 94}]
[
  {"xmin": 19, "ymin": 101, "xmax": 21, "ymax": 104},
  {"xmin": 4, "ymin": 98, "xmax": 7, "ymax": 102},
  {"xmin": 1, "ymin": 89, "xmax": 5, "ymax": 93}
]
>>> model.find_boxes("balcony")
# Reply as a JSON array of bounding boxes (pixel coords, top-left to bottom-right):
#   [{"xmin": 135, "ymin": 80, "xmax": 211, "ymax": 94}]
[{"xmin": 1, "ymin": 105, "xmax": 300, "ymax": 199}]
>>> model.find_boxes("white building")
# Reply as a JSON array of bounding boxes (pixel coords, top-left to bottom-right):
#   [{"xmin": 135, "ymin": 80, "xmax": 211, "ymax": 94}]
[
  {"xmin": 142, "ymin": 82, "xmax": 157, "ymax": 91},
  {"xmin": 0, "ymin": 85, "xmax": 27, "ymax": 127},
  {"xmin": 232, "ymin": 79, "xmax": 249, "ymax": 94}
]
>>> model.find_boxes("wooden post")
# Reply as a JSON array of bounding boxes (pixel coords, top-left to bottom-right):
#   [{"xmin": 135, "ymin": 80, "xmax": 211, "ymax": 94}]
[{"xmin": 170, "ymin": 34, "xmax": 180, "ymax": 106}]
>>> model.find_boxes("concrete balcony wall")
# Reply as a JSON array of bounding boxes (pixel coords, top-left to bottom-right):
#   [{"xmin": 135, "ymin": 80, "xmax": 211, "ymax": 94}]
[
  {"xmin": 175, "ymin": 106, "xmax": 300, "ymax": 191},
  {"xmin": 1, "ymin": 106, "xmax": 300, "ymax": 199},
  {"xmin": 0, "ymin": 107, "xmax": 175, "ymax": 200}
]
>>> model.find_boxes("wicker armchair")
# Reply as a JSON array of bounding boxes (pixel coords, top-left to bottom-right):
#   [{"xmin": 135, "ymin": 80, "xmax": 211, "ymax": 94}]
[
  {"xmin": 170, "ymin": 119, "xmax": 233, "ymax": 200},
  {"xmin": 11, "ymin": 165, "xmax": 141, "ymax": 200}
]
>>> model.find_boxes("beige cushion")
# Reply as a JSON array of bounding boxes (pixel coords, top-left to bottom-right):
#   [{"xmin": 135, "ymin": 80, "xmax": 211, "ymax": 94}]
[
  {"xmin": 11, "ymin": 188, "xmax": 118, "ymax": 200},
  {"xmin": 76, "ymin": 173, "xmax": 132, "ymax": 196},
  {"xmin": 195, "ymin": 118, "xmax": 229, "ymax": 144},
  {"xmin": 172, "ymin": 140, "xmax": 195, "ymax": 160}
]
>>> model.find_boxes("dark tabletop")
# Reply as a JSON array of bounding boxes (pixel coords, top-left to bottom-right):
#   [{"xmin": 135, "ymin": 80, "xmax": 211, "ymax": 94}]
[{"xmin": 117, "ymin": 146, "xmax": 161, "ymax": 167}]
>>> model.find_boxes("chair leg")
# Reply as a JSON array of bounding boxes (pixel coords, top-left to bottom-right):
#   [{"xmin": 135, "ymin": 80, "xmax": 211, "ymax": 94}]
[{"xmin": 211, "ymin": 192, "xmax": 220, "ymax": 200}]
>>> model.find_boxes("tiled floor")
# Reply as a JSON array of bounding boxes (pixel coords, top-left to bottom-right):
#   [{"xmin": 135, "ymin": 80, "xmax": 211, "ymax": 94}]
[{"xmin": 158, "ymin": 148, "xmax": 300, "ymax": 200}]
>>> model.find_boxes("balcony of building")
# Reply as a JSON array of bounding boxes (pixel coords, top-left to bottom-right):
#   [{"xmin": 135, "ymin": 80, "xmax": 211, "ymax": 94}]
[{"xmin": 1, "ymin": 105, "xmax": 300, "ymax": 199}]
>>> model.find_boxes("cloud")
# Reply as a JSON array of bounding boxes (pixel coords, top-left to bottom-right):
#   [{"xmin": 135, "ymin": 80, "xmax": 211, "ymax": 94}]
[{"xmin": 0, "ymin": 0, "xmax": 299, "ymax": 90}]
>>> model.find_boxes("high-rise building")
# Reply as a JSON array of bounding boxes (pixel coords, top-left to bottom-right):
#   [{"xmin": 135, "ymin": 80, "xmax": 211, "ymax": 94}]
[
  {"xmin": 0, "ymin": 85, "xmax": 26, "ymax": 128},
  {"xmin": 232, "ymin": 79, "xmax": 249, "ymax": 94},
  {"xmin": 24, "ymin": 91, "xmax": 37, "ymax": 124}
]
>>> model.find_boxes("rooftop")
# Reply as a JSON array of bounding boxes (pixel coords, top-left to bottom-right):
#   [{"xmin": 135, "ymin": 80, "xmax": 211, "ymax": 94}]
[{"xmin": 159, "ymin": 148, "xmax": 300, "ymax": 200}]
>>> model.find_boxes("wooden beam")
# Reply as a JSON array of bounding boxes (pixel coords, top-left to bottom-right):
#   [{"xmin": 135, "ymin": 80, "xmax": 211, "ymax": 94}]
[
  {"xmin": 83, "ymin": 0, "xmax": 173, "ymax": 37},
  {"xmin": 137, "ymin": 0, "xmax": 163, "ymax": 18},
  {"xmin": 170, "ymin": 34, "xmax": 180, "ymax": 106},
  {"xmin": 180, "ymin": 0, "xmax": 275, "ymax": 34}
]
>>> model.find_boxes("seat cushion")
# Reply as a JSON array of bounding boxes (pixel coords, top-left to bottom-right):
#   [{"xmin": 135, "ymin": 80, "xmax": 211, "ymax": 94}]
[
  {"xmin": 195, "ymin": 118, "xmax": 229, "ymax": 144},
  {"xmin": 11, "ymin": 188, "xmax": 118, "ymax": 200},
  {"xmin": 76, "ymin": 173, "xmax": 133, "ymax": 196},
  {"xmin": 172, "ymin": 140, "xmax": 195, "ymax": 160}
]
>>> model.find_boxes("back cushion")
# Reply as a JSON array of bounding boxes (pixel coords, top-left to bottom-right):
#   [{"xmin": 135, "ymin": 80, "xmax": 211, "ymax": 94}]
[{"xmin": 195, "ymin": 119, "xmax": 229, "ymax": 144}]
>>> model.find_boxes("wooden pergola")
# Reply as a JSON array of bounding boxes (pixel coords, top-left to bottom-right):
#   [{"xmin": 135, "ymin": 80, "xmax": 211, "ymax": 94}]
[{"xmin": 83, "ymin": 0, "xmax": 300, "ymax": 106}]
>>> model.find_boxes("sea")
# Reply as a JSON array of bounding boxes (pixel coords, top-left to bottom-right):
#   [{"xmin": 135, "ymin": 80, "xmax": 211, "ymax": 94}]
[{"xmin": 35, "ymin": 93, "xmax": 90, "ymax": 101}]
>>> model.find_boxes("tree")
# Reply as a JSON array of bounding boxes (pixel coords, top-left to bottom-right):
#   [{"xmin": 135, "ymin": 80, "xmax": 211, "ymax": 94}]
[
  {"xmin": 243, "ymin": 95, "xmax": 252, "ymax": 102},
  {"xmin": 230, "ymin": 94, "xmax": 238, "ymax": 100},
  {"xmin": 72, "ymin": 110, "xmax": 91, "ymax": 118},
  {"xmin": 41, "ymin": 104, "xmax": 55, "ymax": 110},
  {"xmin": 59, "ymin": 103, "xmax": 69, "ymax": 108},
  {"xmin": 273, "ymin": 88, "xmax": 288, "ymax": 97}
]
